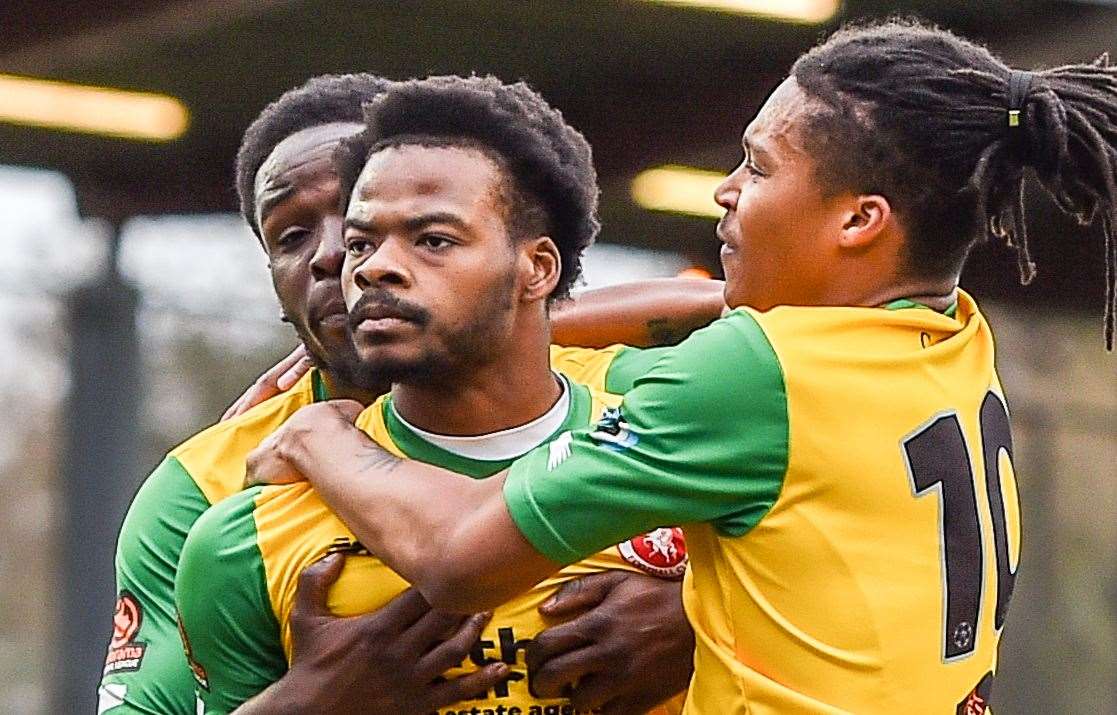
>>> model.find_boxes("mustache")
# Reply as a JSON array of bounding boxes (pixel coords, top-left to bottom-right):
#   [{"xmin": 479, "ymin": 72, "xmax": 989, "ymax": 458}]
[{"xmin": 348, "ymin": 288, "xmax": 431, "ymax": 330}]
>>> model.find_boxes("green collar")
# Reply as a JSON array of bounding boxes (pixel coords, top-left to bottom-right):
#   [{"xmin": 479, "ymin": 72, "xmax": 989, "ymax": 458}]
[
  {"xmin": 311, "ymin": 369, "xmax": 331, "ymax": 402},
  {"xmin": 382, "ymin": 376, "xmax": 593, "ymax": 479},
  {"xmin": 883, "ymin": 298, "xmax": 958, "ymax": 318}
]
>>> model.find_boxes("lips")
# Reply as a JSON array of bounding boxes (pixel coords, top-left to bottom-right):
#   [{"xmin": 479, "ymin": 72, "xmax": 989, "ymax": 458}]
[{"xmin": 309, "ymin": 298, "xmax": 348, "ymax": 327}]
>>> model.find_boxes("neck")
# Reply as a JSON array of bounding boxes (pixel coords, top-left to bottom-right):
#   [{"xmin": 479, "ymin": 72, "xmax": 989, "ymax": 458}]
[
  {"xmin": 859, "ymin": 276, "xmax": 959, "ymax": 312},
  {"xmin": 320, "ymin": 370, "xmax": 385, "ymax": 406},
  {"xmin": 391, "ymin": 326, "xmax": 560, "ymax": 436}
]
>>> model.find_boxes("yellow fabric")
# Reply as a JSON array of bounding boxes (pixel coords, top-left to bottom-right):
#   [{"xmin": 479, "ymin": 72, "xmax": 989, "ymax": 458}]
[
  {"xmin": 680, "ymin": 290, "xmax": 1019, "ymax": 714},
  {"xmin": 171, "ymin": 370, "xmax": 319, "ymax": 505},
  {"xmin": 549, "ymin": 343, "xmax": 625, "ymax": 393},
  {"xmin": 255, "ymin": 386, "xmax": 683, "ymax": 715}
]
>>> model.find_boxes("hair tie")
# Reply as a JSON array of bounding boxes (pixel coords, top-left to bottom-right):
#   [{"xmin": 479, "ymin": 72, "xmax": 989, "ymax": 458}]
[{"xmin": 1007, "ymin": 70, "xmax": 1034, "ymax": 128}]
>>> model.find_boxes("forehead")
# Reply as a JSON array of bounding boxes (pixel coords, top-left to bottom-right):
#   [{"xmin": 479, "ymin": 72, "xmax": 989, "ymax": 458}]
[
  {"xmin": 743, "ymin": 77, "xmax": 814, "ymax": 154},
  {"xmin": 347, "ymin": 144, "xmax": 505, "ymax": 219},
  {"xmin": 254, "ymin": 121, "xmax": 363, "ymax": 196}
]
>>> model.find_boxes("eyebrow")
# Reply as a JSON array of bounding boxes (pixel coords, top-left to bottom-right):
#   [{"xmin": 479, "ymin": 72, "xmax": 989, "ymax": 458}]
[
  {"xmin": 256, "ymin": 183, "xmax": 294, "ymax": 225},
  {"xmin": 344, "ymin": 211, "xmax": 469, "ymax": 233},
  {"xmin": 743, "ymin": 136, "xmax": 775, "ymax": 166}
]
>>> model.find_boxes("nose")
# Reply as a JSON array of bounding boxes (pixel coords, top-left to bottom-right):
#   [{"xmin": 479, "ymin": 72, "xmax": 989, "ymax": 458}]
[
  {"xmin": 714, "ymin": 170, "xmax": 740, "ymax": 213},
  {"xmin": 352, "ymin": 238, "xmax": 410, "ymax": 292},
  {"xmin": 309, "ymin": 217, "xmax": 345, "ymax": 280}
]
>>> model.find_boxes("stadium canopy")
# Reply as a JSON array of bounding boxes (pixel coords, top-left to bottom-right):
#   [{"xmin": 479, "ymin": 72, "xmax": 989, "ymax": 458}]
[{"xmin": 2, "ymin": 0, "xmax": 1115, "ymax": 303}]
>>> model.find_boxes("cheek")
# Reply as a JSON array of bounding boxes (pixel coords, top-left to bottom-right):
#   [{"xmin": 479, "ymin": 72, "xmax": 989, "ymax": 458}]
[{"xmin": 270, "ymin": 260, "xmax": 310, "ymax": 310}]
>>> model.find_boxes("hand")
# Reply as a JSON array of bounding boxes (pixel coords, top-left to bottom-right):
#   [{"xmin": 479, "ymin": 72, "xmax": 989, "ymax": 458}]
[
  {"xmin": 529, "ymin": 571, "xmax": 694, "ymax": 715},
  {"xmin": 245, "ymin": 400, "xmax": 365, "ymax": 488},
  {"xmin": 222, "ymin": 345, "xmax": 312, "ymax": 421},
  {"xmin": 278, "ymin": 553, "xmax": 509, "ymax": 715}
]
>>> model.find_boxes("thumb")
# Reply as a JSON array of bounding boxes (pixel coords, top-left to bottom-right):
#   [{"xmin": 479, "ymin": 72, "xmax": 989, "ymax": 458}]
[
  {"xmin": 329, "ymin": 399, "xmax": 366, "ymax": 423},
  {"xmin": 293, "ymin": 552, "xmax": 346, "ymax": 619},
  {"xmin": 539, "ymin": 570, "xmax": 625, "ymax": 618}
]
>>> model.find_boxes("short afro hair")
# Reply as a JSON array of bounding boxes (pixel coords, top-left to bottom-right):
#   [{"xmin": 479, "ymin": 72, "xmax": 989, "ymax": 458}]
[
  {"xmin": 334, "ymin": 75, "xmax": 600, "ymax": 301},
  {"xmin": 235, "ymin": 73, "xmax": 390, "ymax": 236}
]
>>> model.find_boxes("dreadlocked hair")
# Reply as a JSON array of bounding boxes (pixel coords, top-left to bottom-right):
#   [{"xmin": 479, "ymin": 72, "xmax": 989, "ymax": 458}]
[{"xmin": 791, "ymin": 18, "xmax": 1117, "ymax": 349}]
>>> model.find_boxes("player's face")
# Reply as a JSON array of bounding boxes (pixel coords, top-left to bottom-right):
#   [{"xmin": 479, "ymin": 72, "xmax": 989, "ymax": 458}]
[
  {"xmin": 341, "ymin": 144, "xmax": 526, "ymax": 384},
  {"xmin": 714, "ymin": 77, "xmax": 850, "ymax": 310},
  {"xmin": 254, "ymin": 122, "xmax": 365, "ymax": 374}
]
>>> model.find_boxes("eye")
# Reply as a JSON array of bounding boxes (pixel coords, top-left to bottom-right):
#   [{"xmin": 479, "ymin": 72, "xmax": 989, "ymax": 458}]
[
  {"xmin": 418, "ymin": 233, "xmax": 454, "ymax": 250},
  {"xmin": 346, "ymin": 238, "xmax": 373, "ymax": 257},
  {"xmin": 276, "ymin": 226, "xmax": 310, "ymax": 248}
]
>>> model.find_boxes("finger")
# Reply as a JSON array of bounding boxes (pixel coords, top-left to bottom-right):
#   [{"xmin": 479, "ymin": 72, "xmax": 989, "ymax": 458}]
[
  {"xmin": 397, "ymin": 608, "xmax": 471, "ymax": 657},
  {"xmin": 424, "ymin": 662, "xmax": 510, "ymax": 711},
  {"xmin": 293, "ymin": 553, "xmax": 346, "ymax": 619},
  {"xmin": 415, "ymin": 612, "xmax": 492, "ymax": 680},
  {"xmin": 527, "ymin": 646, "xmax": 603, "ymax": 700},
  {"xmin": 221, "ymin": 394, "xmax": 247, "ymax": 422},
  {"xmin": 528, "ymin": 614, "xmax": 596, "ymax": 667},
  {"xmin": 568, "ymin": 672, "xmax": 626, "ymax": 714},
  {"xmin": 538, "ymin": 571, "xmax": 626, "ymax": 618},
  {"xmin": 244, "ymin": 443, "xmax": 302, "ymax": 488},
  {"xmin": 367, "ymin": 587, "xmax": 434, "ymax": 634},
  {"xmin": 277, "ymin": 354, "xmax": 312, "ymax": 391}
]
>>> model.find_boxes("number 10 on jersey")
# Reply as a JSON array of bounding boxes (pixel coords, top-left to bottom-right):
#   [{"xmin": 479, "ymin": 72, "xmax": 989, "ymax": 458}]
[{"xmin": 902, "ymin": 391, "xmax": 1018, "ymax": 661}]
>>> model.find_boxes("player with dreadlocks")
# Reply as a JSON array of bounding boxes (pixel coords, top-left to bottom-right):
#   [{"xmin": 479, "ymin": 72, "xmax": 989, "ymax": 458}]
[{"xmin": 246, "ymin": 19, "xmax": 1117, "ymax": 714}]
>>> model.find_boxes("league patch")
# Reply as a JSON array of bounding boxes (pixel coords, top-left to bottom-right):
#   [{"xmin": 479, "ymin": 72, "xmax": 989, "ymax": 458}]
[
  {"xmin": 956, "ymin": 672, "xmax": 994, "ymax": 715},
  {"xmin": 589, "ymin": 407, "xmax": 638, "ymax": 451},
  {"xmin": 177, "ymin": 612, "xmax": 209, "ymax": 691},
  {"xmin": 618, "ymin": 527, "xmax": 688, "ymax": 579},
  {"xmin": 103, "ymin": 591, "xmax": 147, "ymax": 675}
]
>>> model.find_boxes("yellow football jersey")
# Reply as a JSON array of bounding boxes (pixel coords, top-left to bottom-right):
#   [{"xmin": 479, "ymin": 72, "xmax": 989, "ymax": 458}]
[
  {"xmin": 507, "ymin": 291, "xmax": 1020, "ymax": 714},
  {"xmin": 178, "ymin": 377, "xmax": 686, "ymax": 714}
]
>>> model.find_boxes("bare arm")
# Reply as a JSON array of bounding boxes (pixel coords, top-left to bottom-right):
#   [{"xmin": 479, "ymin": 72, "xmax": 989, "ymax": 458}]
[
  {"xmin": 551, "ymin": 277, "xmax": 725, "ymax": 348},
  {"xmin": 246, "ymin": 402, "xmax": 560, "ymax": 613}
]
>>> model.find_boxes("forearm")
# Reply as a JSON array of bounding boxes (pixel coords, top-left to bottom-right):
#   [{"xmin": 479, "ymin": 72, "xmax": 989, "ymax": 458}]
[
  {"xmin": 283, "ymin": 420, "xmax": 547, "ymax": 611},
  {"xmin": 552, "ymin": 277, "xmax": 725, "ymax": 348}
]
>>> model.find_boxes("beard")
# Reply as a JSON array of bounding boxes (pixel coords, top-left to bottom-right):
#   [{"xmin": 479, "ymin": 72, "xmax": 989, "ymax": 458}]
[
  {"xmin": 347, "ymin": 273, "xmax": 516, "ymax": 387},
  {"xmin": 288, "ymin": 315, "xmax": 390, "ymax": 395}
]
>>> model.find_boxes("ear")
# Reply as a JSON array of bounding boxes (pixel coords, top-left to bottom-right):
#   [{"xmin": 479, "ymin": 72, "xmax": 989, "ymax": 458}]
[
  {"xmin": 837, "ymin": 194, "xmax": 892, "ymax": 251},
  {"xmin": 519, "ymin": 236, "xmax": 561, "ymax": 303}
]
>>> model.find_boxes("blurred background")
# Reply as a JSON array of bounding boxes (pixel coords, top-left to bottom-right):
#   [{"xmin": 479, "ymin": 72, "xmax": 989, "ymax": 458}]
[{"xmin": 0, "ymin": 1, "xmax": 1113, "ymax": 712}]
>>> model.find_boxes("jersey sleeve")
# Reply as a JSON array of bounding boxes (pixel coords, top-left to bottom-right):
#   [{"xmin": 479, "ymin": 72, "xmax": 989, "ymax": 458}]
[
  {"xmin": 506, "ymin": 310, "xmax": 790, "ymax": 564},
  {"xmin": 98, "ymin": 456, "xmax": 210, "ymax": 715},
  {"xmin": 549, "ymin": 344, "xmax": 672, "ymax": 394},
  {"xmin": 174, "ymin": 489, "xmax": 287, "ymax": 714}
]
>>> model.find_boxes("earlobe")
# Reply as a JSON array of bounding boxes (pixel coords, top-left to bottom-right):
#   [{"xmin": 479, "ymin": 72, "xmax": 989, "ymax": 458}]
[{"xmin": 522, "ymin": 237, "xmax": 561, "ymax": 303}]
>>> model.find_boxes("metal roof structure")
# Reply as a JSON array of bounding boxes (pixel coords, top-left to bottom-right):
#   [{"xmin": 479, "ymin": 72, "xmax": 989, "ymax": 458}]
[{"xmin": 2, "ymin": 0, "xmax": 1115, "ymax": 305}]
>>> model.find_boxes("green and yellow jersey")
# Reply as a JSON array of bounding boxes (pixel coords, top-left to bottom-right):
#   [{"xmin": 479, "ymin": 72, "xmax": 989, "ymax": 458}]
[
  {"xmin": 99, "ymin": 370, "xmax": 329, "ymax": 714},
  {"xmin": 175, "ymin": 377, "xmax": 686, "ymax": 715},
  {"xmin": 99, "ymin": 346, "xmax": 660, "ymax": 714},
  {"xmin": 505, "ymin": 291, "xmax": 1020, "ymax": 714}
]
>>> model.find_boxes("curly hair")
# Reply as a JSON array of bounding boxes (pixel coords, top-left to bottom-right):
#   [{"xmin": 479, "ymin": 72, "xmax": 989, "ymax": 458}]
[
  {"xmin": 334, "ymin": 75, "xmax": 600, "ymax": 301},
  {"xmin": 791, "ymin": 18, "xmax": 1117, "ymax": 348},
  {"xmin": 234, "ymin": 73, "xmax": 390, "ymax": 236}
]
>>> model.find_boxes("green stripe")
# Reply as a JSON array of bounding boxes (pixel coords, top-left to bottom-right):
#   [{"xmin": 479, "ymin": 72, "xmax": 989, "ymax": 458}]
[
  {"xmin": 175, "ymin": 488, "xmax": 286, "ymax": 711},
  {"xmin": 382, "ymin": 376, "xmax": 592, "ymax": 479},
  {"xmin": 883, "ymin": 298, "xmax": 958, "ymax": 317}
]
